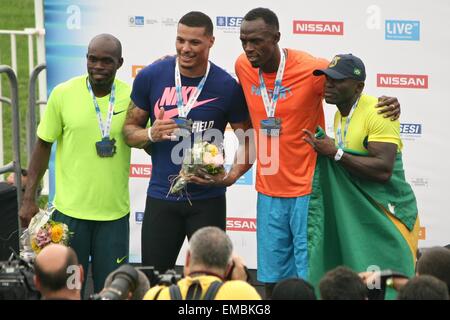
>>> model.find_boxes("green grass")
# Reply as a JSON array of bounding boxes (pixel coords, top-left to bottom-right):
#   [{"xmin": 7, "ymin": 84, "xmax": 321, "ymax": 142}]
[
  {"xmin": 0, "ymin": 0, "xmax": 35, "ymax": 166},
  {"xmin": 1, "ymin": 0, "xmax": 48, "ymax": 207}
]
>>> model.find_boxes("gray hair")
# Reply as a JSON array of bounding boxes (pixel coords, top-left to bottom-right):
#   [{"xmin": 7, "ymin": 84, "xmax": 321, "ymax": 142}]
[{"xmin": 189, "ymin": 227, "xmax": 233, "ymax": 271}]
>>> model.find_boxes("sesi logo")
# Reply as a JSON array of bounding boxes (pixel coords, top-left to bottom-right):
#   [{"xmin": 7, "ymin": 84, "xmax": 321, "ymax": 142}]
[
  {"xmin": 226, "ymin": 218, "xmax": 256, "ymax": 232},
  {"xmin": 377, "ymin": 74, "xmax": 428, "ymax": 89},
  {"xmin": 385, "ymin": 20, "xmax": 420, "ymax": 41},
  {"xmin": 293, "ymin": 20, "xmax": 343, "ymax": 35},
  {"xmin": 216, "ymin": 16, "xmax": 243, "ymax": 27},
  {"xmin": 400, "ymin": 123, "xmax": 422, "ymax": 141},
  {"xmin": 400, "ymin": 124, "xmax": 422, "ymax": 135},
  {"xmin": 129, "ymin": 164, "xmax": 152, "ymax": 178}
]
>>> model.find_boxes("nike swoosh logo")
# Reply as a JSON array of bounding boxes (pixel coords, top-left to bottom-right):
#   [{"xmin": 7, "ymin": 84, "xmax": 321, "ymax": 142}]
[
  {"xmin": 154, "ymin": 98, "xmax": 218, "ymax": 120},
  {"xmin": 113, "ymin": 110, "xmax": 126, "ymax": 116},
  {"xmin": 116, "ymin": 255, "xmax": 128, "ymax": 264}
]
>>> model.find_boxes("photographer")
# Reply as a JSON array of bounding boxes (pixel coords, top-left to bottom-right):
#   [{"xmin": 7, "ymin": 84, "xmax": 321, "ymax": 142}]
[
  {"xmin": 143, "ymin": 227, "xmax": 261, "ymax": 300},
  {"xmin": 34, "ymin": 244, "xmax": 83, "ymax": 300}
]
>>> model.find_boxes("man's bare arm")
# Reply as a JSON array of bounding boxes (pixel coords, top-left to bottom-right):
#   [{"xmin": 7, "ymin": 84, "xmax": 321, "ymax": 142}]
[
  {"xmin": 19, "ymin": 138, "xmax": 52, "ymax": 227},
  {"xmin": 338, "ymin": 142, "xmax": 397, "ymax": 183},
  {"xmin": 226, "ymin": 119, "xmax": 255, "ymax": 184},
  {"xmin": 122, "ymin": 101, "xmax": 151, "ymax": 148},
  {"xmin": 122, "ymin": 101, "xmax": 178, "ymax": 147},
  {"xmin": 303, "ymin": 129, "xmax": 397, "ymax": 183}
]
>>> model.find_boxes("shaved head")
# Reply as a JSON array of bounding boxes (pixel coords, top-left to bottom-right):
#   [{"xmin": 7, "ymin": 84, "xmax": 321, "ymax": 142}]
[
  {"xmin": 88, "ymin": 33, "xmax": 122, "ymax": 59},
  {"xmin": 86, "ymin": 33, "xmax": 124, "ymax": 94},
  {"xmin": 35, "ymin": 244, "xmax": 78, "ymax": 291}
]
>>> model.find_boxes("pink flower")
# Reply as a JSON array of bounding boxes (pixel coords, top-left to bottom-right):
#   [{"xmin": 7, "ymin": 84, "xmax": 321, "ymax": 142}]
[
  {"xmin": 36, "ymin": 228, "xmax": 51, "ymax": 248},
  {"xmin": 203, "ymin": 153, "xmax": 214, "ymax": 164},
  {"xmin": 211, "ymin": 154, "xmax": 224, "ymax": 166}
]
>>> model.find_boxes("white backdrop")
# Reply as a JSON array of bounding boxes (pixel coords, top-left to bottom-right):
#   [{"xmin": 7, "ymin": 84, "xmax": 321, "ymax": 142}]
[{"xmin": 43, "ymin": 0, "xmax": 450, "ymax": 267}]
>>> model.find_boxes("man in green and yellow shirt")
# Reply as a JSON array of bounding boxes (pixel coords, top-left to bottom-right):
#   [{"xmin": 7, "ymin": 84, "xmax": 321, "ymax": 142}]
[{"xmin": 20, "ymin": 34, "xmax": 131, "ymax": 293}]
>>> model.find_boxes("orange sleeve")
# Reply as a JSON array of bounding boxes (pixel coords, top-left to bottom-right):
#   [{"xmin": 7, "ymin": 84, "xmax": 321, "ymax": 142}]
[
  {"xmin": 234, "ymin": 54, "xmax": 245, "ymax": 82},
  {"xmin": 312, "ymin": 58, "xmax": 329, "ymax": 96}
]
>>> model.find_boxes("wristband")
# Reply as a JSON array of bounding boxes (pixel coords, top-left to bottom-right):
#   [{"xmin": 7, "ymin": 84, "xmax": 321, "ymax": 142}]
[
  {"xmin": 334, "ymin": 148, "xmax": 344, "ymax": 161},
  {"xmin": 148, "ymin": 127, "xmax": 155, "ymax": 142}
]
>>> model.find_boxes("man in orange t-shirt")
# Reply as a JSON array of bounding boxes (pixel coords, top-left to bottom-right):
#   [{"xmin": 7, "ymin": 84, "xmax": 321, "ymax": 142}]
[{"xmin": 235, "ymin": 7, "xmax": 400, "ymax": 298}]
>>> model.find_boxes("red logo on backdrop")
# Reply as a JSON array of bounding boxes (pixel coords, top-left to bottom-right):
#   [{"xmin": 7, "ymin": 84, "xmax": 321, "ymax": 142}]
[
  {"xmin": 293, "ymin": 20, "xmax": 344, "ymax": 35},
  {"xmin": 226, "ymin": 217, "xmax": 256, "ymax": 232},
  {"xmin": 377, "ymin": 74, "xmax": 428, "ymax": 89},
  {"xmin": 130, "ymin": 164, "xmax": 152, "ymax": 178}
]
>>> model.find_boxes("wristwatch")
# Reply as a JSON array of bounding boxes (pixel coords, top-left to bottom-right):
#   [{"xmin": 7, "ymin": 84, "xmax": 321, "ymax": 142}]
[{"xmin": 334, "ymin": 148, "xmax": 344, "ymax": 161}]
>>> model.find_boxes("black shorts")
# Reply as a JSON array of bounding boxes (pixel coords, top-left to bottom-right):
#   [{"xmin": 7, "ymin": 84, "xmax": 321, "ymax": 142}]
[{"xmin": 141, "ymin": 195, "xmax": 226, "ymax": 273}]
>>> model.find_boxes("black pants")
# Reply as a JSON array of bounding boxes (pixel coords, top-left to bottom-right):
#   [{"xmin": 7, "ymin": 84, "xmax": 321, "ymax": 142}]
[{"xmin": 141, "ymin": 195, "xmax": 226, "ymax": 273}]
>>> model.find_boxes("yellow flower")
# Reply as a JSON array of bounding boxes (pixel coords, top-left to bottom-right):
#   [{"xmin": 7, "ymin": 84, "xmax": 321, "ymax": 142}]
[
  {"xmin": 51, "ymin": 224, "xmax": 64, "ymax": 243},
  {"xmin": 206, "ymin": 144, "xmax": 218, "ymax": 157},
  {"xmin": 31, "ymin": 239, "xmax": 41, "ymax": 254}
]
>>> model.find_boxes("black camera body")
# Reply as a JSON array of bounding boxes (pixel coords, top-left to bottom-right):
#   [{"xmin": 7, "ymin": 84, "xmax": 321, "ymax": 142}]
[
  {"xmin": 0, "ymin": 253, "xmax": 40, "ymax": 300},
  {"xmin": 137, "ymin": 266, "xmax": 182, "ymax": 287}
]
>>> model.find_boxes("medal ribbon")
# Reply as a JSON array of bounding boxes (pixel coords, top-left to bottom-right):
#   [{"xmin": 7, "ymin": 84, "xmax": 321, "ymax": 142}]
[
  {"xmin": 258, "ymin": 46, "xmax": 286, "ymax": 118},
  {"xmin": 87, "ymin": 79, "xmax": 116, "ymax": 139},
  {"xmin": 175, "ymin": 59, "xmax": 211, "ymax": 118},
  {"xmin": 336, "ymin": 96, "xmax": 360, "ymax": 148}
]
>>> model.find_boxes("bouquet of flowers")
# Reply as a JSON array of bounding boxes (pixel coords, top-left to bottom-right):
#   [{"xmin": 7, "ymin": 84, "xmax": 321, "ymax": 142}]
[
  {"xmin": 169, "ymin": 140, "xmax": 225, "ymax": 199},
  {"xmin": 27, "ymin": 208, "xmax": 72, "ymax": 254}
]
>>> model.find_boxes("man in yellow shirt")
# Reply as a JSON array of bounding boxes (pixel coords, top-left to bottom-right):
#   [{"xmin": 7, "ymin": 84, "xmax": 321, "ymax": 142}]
[
  {"xmin": 143, "ymin": 226, "xmax": 261, "ymax": 300},
  {"xmin": 304, "ymin": 53, "xmax": 404, "ymax": 181},
  {"xmin": 302, "ymin": 54, "xmax": 419, "ymax": 299}
]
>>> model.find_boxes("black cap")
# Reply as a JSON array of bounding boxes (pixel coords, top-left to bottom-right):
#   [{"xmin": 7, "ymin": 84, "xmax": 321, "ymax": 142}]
[{"xmin": 313, "ymin": 54, "xmax": 366, "ymax": 81}]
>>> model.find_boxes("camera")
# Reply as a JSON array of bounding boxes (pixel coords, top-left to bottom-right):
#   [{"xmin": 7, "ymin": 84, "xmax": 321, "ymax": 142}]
[
  {"xmin": 90, "ymin": 264, "xmax": 139, "ymax": 300},
  {"xmin": 0, "ymin": 252, "xmax": 40, "ymax": 300},
  {"xmin": 136, "ymin": 266, "xmax": 182, "ymax": 287}
]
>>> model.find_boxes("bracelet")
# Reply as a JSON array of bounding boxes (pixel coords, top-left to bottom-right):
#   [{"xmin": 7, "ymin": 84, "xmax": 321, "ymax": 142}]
[
  {"xmin": 334, "ymin": 148, "xmax": 344, "ymax": 161},
  {"xmin": 147, "ymin": 127, "xmax": 154, "ymax": 142}
]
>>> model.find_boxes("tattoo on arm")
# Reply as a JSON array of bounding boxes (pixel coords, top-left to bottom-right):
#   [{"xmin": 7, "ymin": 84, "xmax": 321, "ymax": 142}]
[
  {"xmin": 125, "ymin": 101, "xmax": 137, "ymax": 120},
  {"xmin": 122, "ymin": 101, "xmax": 150, "ymax": 147}
]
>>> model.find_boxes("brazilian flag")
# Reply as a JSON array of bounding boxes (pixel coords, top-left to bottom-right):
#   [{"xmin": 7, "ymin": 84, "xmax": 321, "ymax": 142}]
[{"xmin": 307, "ymin": 153, "xmax": 420, "ymax": 297}]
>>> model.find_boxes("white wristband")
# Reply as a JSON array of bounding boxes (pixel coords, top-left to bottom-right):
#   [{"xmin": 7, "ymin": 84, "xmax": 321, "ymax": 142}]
[
  {"xmin": 147, "ymin": 127, "xmax": 155, "ymax": 142},
  {"xmin": 334, "ymin": 148, "xmax": 344, "ymax": 161}
]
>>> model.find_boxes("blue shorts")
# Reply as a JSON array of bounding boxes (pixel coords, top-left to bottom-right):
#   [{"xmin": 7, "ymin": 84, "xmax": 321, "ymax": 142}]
[{"xmin": 256, "ymin": 193, "xmax": 310, "ymax": 283}]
